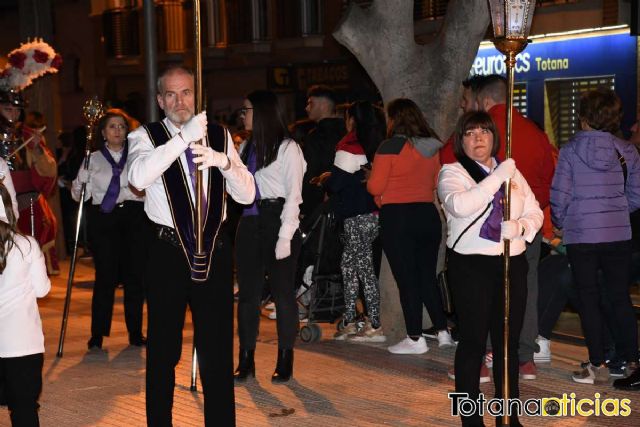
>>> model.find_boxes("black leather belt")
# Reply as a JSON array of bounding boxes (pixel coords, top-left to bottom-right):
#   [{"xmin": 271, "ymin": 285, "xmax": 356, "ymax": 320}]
[
  {"xmin": 257, "ymin": 198, "xmax": 285, "ymax": 208},
  {"xmin": 156, "ymin": 225, "xmax": 182, "ymax": 249}
]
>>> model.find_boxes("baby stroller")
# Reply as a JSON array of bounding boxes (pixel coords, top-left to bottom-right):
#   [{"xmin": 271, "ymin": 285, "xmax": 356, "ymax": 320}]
[{"xmin": 297, "ymin": 203, "xmax": 345, "ymax": 343}]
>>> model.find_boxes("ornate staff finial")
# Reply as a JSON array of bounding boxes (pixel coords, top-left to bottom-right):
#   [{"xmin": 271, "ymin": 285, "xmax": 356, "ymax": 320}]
[{"xmin": 82, "ymin": 96, "xmax": 104, "ymax": 126}]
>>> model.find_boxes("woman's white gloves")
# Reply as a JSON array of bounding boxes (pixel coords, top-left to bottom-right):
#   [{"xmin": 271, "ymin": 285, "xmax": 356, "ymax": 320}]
[
  {"xmin": 77, "ymin": 168, "xmax": 90, "ymax": 184},
  {"xmin": 190, "ymin": 143, "xmax": 230, "ymax": 171},
  {"xmin": 501, "ymin": 219, "xmax": 524, "ymax": 240},
  {"xmin": 492, "ymin": 158, "xmax": 516, "ymax": 183},
  {"xmin": 275, "ymin": 238, "xmax": 291, "ymax": 260},
  {"xmin": 180, "ymin": 112, "xmax": 208, "ymax": 143}
]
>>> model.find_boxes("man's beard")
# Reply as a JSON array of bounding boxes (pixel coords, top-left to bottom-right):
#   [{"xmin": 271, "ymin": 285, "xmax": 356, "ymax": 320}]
[{"xmin": 166, "ymin": 109, "xmax": 193, "ymax": 126}]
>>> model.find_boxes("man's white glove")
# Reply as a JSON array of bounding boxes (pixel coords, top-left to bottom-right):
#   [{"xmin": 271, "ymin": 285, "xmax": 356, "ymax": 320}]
[
  {"xmin": 491, "ymin": 158, "xmax": 516, "ymax": 183},
  {"xmin": 501, "ymin": 219, "xmax": 523, "ymax": 240},
  {"xmin": 275, "ymin": 238, "xmax": 291, "ymax": 260},
  {"xmin": 180, "ymin": 111, "xmax": 207, "ymax": 143},
  {"xmin": 190, "ymin": 142, "xmax": 230, "ymax": 171},
  {"xmin": 77, "ymin": 168, "xmax": 90, "ymax": 184},
  {"xmin": 302, "ymin": 265, "xmax": 314, "ymax": 286}
]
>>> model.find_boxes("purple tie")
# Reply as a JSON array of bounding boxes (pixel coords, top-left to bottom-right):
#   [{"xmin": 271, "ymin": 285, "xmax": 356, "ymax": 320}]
[
  {"xmin": 184, "ymin": 147, "xmax": 208, "ymax": 218},
  {"xmin": 478, "ymin": 160, "xmax": 505, "ymax": 242},
  {"xmin": 100, "ymin": 145, "xmax": 128, "ymax": 213}
]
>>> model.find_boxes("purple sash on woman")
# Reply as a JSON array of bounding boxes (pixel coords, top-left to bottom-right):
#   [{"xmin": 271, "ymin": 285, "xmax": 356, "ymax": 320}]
[{"xmin": 100, "ymin": 145, "xmax": 128, "ymax": 213}]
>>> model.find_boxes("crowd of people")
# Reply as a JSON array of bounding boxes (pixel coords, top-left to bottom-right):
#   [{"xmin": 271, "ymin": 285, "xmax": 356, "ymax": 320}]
[{"xmin": 1, "ymin": 65, "xmax": 640, "ymax": 427}]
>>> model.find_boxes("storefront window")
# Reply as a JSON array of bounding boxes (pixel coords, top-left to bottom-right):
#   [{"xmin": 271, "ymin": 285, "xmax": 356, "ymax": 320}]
[{"xmin": 544, "ymin": 76, "xmax": 615, "ymax": 147}]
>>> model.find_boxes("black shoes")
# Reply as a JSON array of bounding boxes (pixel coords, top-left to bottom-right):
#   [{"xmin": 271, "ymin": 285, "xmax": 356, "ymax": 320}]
[
  {"xmin": 271, "ymin": 349, "xmax": 293, "ymax": 383},
  {"xmin": 87, "ymin": 336, "xmax": 103, "ymax": 350},
  {"xmin": 234, "ymin": 349, "xmax": 255, "ymax": 382},
  {"xmin": 129, "ymin": 333, "xmax": 147, "ymax": 347},
  {"xmin": 613, "ymin": 363, "xmax": 640, "ymax": 390}
]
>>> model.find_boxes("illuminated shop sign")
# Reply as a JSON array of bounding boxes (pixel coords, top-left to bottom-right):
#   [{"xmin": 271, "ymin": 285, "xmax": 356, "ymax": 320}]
[{"xmin": 472, "ymin": 32, "xmax": 636, "ymax": 80}]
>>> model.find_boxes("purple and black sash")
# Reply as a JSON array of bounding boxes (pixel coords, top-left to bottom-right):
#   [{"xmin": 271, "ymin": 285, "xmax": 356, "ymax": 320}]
[{"xmin": 143, "ymin": 121, "xmax": 227, "ymax": 282}]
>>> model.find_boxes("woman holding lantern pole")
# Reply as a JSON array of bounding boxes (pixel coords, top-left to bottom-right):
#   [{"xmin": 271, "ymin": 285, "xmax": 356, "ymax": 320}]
[
  {"xmin": 438, "ymin": 111, "xmax": 542, "ymax": 426},
  {"xmin": 72, "ymin": 108, "xmax": 148, "ymax": 350}
]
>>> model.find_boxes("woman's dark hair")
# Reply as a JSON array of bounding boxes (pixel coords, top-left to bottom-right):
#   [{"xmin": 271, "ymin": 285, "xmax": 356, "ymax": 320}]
[
  {"xmin": 0, "ymin": 183, "xmax": 22, "ymax": 274},
  {"xmin": 386, "ymin": 98, "xmax": 438, "ymax": 140},
  {"xmin": 453, "ymin": 111, "xmax": 500, "ymax": 160},
  {"xmin": 579, "ymin": 88, "xmax": 622, "ymax": 134},
  {"xmin": 346, "ymin": 100, "xmax": 385, "ymax": 163},
  {"xmin": 246, "ymin": 90, "xmax": 293, "ymax": 169},
  {"xmin": 94, "ymin": 108, "xmax": 137, "ymax": 150}
]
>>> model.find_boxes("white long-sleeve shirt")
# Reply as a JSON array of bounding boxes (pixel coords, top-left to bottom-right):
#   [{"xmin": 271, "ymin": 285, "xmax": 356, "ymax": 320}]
[
  {"xmin": 255, "ymin": 139, "xmax": 306, "ymax": 240},
  {"xmin": 0, "ymin": 234, "xmax": 50, "ymax": 357},
  {"xmin": 0, "ymin": 158, "xmax": 20, "ymax": 219},
  {"xmin": 127, "ymin": 117, "xmax": 255, "ymax": 228},
  {"xmin": 71, "ymin": 147, "xmax": 144, "ymax": 205},
  {"xmin": 437, "ymin": 160, "xmax": 543, "ymax": 256}
]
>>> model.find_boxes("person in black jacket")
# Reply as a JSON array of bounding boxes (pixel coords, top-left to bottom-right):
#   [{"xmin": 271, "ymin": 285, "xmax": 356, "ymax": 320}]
[
  {"xmin": 301, "ymin": 85, "xmax": 345, "ymax": 220},
  {"xmin": 323, "ymin": 101, "xmax": 386, "ymax": 342}
]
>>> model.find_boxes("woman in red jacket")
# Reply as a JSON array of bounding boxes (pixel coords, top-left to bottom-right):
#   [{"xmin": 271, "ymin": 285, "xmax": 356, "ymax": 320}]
[{"xmin": 368, "ymin": 98, "xmax": 454, "ymax": 354}]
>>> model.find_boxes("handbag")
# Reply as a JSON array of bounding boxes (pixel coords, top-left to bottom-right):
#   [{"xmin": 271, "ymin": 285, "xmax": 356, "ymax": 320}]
[{"xmin": 437, "ymin": 202, "xmax": 491, "ymax": 314}]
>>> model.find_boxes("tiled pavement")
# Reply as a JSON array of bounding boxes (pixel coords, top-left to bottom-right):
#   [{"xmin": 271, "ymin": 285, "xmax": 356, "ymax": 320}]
[{"xmin": 1, "ymin": 258, "xmax": 639, "ymax": 426}]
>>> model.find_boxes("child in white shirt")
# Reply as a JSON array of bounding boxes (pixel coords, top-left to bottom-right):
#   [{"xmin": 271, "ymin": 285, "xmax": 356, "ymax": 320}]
[{"xmin": 0, "ymin": 181, "xmax": 50, "ymax": 426}]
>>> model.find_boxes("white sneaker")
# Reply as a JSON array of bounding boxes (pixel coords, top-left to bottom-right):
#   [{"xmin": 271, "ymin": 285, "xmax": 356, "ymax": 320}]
[
  {"xmin": 437, "ymin": 330, "xmax": 456, "ymax": 348},
  {"xmin": 387, "ymin": 336, "xmax": 429, "ymax": 354},
  {"xmin": 534, "ymin": 335, "xmax": 551, "ymax": 363},
  {"xmin": 264, "ymin": 302, "xmax": 275, "ymax": 311},
  {"xmin": 268, "ymin": 310, "xmax": 277, "ymax": 320}
]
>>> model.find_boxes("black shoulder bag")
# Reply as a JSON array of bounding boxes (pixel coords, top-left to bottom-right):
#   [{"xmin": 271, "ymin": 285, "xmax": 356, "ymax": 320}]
[{"xmin": 437, "ymin": 202, "xmax": 491, "ymax": 314}]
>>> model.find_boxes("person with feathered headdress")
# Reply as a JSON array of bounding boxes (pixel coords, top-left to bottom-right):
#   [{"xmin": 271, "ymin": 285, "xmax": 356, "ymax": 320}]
[{"xmin": 0, "ymin": 39, "xmax": 62, "ymax": 275}]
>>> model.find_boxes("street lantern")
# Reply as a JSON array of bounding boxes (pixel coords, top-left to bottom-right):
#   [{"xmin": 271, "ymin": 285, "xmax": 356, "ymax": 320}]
[{"xmin": 487, "ymin": 1, "xmax": 536, "ymax": 426}]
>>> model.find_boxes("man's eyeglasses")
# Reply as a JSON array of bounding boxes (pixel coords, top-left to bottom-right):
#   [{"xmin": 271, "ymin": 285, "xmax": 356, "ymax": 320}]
[{"xmin": 240, "ymin": 107, "xmax": 253, "ymax": 115}]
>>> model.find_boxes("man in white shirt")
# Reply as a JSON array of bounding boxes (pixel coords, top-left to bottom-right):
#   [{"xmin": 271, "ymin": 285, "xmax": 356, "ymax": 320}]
[{"xmin": 128, "ymin": 66, "xmax": 255, "ymax": 427}]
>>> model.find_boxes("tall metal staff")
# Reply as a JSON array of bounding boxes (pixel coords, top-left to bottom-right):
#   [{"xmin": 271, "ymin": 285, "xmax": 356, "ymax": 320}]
[
  {"xmin": 57, "ymin": 97, "xmax": 104, "ymax": 357},
  {"xmin": 190, "ymin": 0, "xmax": 205, "ymax": 392},
  {"xmin": 487, "ymin": 1, "xmax": 536, "ymax": 425}
]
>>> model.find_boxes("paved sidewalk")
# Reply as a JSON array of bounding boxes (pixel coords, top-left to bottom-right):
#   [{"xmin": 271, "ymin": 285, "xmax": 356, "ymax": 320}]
[{"xmin": 1, "ymin": 258, "xmax": 639, "ymax": 426}]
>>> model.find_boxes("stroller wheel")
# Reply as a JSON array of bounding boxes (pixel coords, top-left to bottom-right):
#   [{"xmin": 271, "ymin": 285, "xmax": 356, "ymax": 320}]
[{"xmin": 300, "ymin": 324, "xmax": 322, "ymax": 343}]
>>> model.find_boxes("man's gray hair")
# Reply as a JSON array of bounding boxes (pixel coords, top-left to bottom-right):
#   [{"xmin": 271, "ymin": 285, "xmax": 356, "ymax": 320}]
[{"xmin": 157, "ymin": 66, "xmax": 195, "ymax": 94}]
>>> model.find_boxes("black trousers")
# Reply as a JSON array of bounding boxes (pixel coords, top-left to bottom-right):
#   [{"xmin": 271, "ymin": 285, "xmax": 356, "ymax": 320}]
[
  {"xmin": 236, "ymin": 206, "xmax": 302, "ymax": 351},
  {"xmin": 0, "ymin": 353, "xmax": 43, "ymax": 427},
  {"xmin": 145, "ymin": 227, "xmax": 235, "ymax": 427},
  {"xmin": 379, "ymin": 203, "xmax": 447, "ymax": 335},
  {"xmin": 448, "ymin": 251, "xmax": 527, "ymax": 427},
  {"xmin": 566, "ymin": 240, "xmax": 638, "ymax": 365},
  {"xmin": 88, "ymin": 201, "xmax": 148, "ymax": 338}
]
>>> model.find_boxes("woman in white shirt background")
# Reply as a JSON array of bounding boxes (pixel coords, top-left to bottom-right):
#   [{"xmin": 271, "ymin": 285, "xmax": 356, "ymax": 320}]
[
  {"xmin": 72, "ymin": 108, "xmax": 149, "ymax": 351},
  {"xmin": 437, "ymin": 111, "xmax": 542, "ymax": 427},
  {"xmin": 234, "ymin": 90, "xmax": 306, "ymax": 383},
  {"xmin": 0, "ymin": 182, "xmax": 50, "ymax": 426}
]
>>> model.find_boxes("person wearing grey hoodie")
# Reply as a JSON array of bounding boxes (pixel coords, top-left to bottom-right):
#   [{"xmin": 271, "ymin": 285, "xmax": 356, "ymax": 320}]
[
  {"xmin": 367, "ymin": 98, "xmax": 455, "ymax": 355},
  {"xmin": 551, "ymin": 88, "xmax": 640, "ymax": 386}
]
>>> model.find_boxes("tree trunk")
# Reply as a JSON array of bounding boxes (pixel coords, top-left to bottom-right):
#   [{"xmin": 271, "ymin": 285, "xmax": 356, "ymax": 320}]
[{"xmin": 334, "ymin": 0, "xmax": 490, "ymax": 344}]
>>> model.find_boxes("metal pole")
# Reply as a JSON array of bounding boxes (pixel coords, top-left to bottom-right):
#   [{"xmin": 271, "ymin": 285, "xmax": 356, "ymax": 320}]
[
  {"xmin": 29, "ymin": 196, "xmax": 35, "ymax": 236},
  {"xmin": 57, "ymin": 98, "xmax": 104, "ymax": 357},
  {"xmin": 143, "ymin": 0, "xmax": 159, "ymax": 122},
  {"xmin": 501, "ymin": 50, "xmax": 517, "ymax": 426},
  {"xmin": 190, "ymin": 0, "xmax": 204, "ymax": 392}
]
